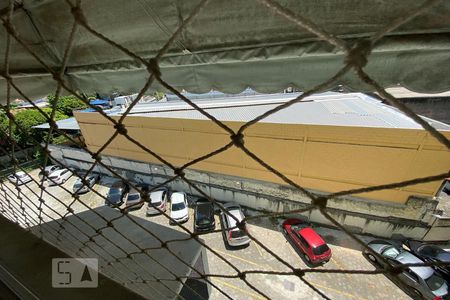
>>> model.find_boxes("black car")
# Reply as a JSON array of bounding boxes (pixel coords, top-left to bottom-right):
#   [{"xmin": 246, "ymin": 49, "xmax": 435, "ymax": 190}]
[
  {"xmin": 106, "ymin": 181, "xmax": 129, "ymax": 207},
  {"xmin": 194, "ymin": 198, "xmax": 215, "ymax": 232},
  {"xmin": 405, "ymin": 240, "xmax": 450, "ymax": 281}
]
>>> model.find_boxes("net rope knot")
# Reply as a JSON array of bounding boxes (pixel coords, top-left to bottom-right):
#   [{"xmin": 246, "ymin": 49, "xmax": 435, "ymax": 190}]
[
  {"xmin": 148, "ymin": 58, "xmax": 161, "ymax": 78},
  {"xmin": 312, "ymin": 196, "xmax": 328, "ymax": 209},
  {"xmin": 174, "ymin": 168, "xmax": 185, "ymax": 177},
  {"xmin": 346, "ymin": 39, "xmax": 372, "ymax": 69},
  {"xmin": 114, "ymin": 123, "xmax": 128, "ymax": 135},
  {"xmin": 70, "ymin": 6, "xmax": 88, "ymax": 25},
  {"xmin": 294, "ymin": 268, "xmax": 305, "ymax": 277},
  {"xmin": 231, "ymin": 133, "xmax": 245, "ymax": 148}
]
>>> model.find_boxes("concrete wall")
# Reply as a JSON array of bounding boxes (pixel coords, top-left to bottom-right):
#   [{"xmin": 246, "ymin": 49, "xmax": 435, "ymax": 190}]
[
  {"xmin": 49, "ymin": 145, "xmax": 448, "ymax": 240},
  {"xmin": 74, "ymin": 111, "xmax": 450, "ymax": 204},
  {"xmin": 423, "ymin": 215, "xmax": 450, "ymax": 242},
  {"xmin": 0, "ymin": 147, "xmax": 35, "ymax": 168}
]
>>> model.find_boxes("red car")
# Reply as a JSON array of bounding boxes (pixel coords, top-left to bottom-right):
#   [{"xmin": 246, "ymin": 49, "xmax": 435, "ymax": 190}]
[{"xmin": 282, "ymin": 218, "xmax": 332, "ymax": 264}]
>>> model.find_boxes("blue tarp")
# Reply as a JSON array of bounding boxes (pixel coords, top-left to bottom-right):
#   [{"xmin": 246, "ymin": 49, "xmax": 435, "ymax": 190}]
[{"xmin": 89, "ymin": 99, "xmax": 109, "ymax": 106}]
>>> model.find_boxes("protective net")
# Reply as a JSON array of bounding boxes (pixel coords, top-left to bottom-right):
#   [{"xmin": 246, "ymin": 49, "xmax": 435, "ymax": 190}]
[{"xmin": 0, "ymin": 0, "xmax": 449, "ymax": 299}]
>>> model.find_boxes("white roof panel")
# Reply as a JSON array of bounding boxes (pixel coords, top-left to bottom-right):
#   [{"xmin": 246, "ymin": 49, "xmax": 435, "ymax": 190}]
[{"xmin": 109, "ymin": 92, "xmax": 450, "ymax": 130}]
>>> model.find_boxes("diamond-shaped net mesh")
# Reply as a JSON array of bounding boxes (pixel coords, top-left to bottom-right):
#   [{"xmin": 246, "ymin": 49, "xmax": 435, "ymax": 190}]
[{"xmin": 1, "ymin": 0, "xmax": 449, "ymax": 299}]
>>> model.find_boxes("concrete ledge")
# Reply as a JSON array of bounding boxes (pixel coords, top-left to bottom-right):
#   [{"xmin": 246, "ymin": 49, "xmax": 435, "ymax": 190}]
[
  {"xmin": 49, "ymin": 145, "xmax": 442, "ymax": 240},
  {"xmin": 0, "ymin": 214, "xmax": 145, "ymax": 300}
]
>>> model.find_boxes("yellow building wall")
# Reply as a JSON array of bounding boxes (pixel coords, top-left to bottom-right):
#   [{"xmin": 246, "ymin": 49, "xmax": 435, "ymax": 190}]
[{"xmin": 74, "ymin": 111, "xmax": 450, "ymax": 204}]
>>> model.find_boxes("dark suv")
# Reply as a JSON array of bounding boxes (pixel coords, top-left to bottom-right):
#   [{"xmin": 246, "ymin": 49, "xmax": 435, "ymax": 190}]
[{"xmin": 194, "ymin": 198, "xmax": 215, "ymax": 232}]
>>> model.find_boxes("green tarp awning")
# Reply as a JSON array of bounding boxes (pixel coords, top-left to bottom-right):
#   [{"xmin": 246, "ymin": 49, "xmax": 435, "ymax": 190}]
[{"xmin": 1, "ymin": 0, "xmax": 449, "ymax": 101}]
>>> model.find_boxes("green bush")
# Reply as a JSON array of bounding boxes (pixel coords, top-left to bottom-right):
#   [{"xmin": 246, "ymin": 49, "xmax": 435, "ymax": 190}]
[
  {"xmin": 13, "ymin": 108, "xmax": 68, "ymax": 146},
  {"xmin": 51, "ymin": 135, "xmax": 69, "ymax": 145},
  {"xmin": 48, "ymin": 94, "xmax": 88, "ymax": 116}
]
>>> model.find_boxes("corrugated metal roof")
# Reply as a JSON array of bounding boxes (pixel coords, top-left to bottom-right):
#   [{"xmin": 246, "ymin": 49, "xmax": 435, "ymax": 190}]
[
  {"xmin": 33, "ymin": 117, "xmax": 80, "ymax": 130},
  {"xmin": 108, "ymin": 92, "xmax": 450, "ymax": 130}
]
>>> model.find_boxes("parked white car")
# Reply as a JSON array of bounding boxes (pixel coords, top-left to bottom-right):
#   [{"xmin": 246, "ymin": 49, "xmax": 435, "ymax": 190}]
[
  {"xmin": 7, "ymin": 171, "xmax": 32, "ymax": 185},
  {"xmin": 48, "ymin": 168, "xmax": 72, "ymax": 186},
  {"xmin": 38, "ymin": 165, "xmax": 61, "ymax": 180},
  {"xmin": 147, "ymin": 187, "xmax": 169, "ymax": 215},
  {"xmin": 169, "ymin": 192, "xmax": 189, "ymax": 224}
]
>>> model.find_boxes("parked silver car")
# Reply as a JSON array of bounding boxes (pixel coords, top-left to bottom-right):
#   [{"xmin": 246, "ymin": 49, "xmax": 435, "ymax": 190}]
[
  {"xmin": 47, "ymin": 168, "xmax": 72, "ymax": 186},
  {"xmin": 72, "ymin": 173, "xmax": 100, "ymax": 194},
  {"xmin": 220, "ymin": 203, "xmax": 250, "ymax": 247},
  {"xmin": 364, "ymin": 240, "xmax": 448, "ymax": 299},
  {"xmin": 124, "ymin": 186, "xmax": 145, "ymax": 211},
  {"xmin": 146, "ymin": 187, "xmax": 169, "ymax": 215},
  {"xmin": 7, "ymin": 171, "xmax": 32, "ymax": 185}
]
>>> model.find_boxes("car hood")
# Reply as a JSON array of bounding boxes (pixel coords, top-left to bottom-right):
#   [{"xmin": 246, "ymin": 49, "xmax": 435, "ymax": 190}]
[
  {"xmin": 126, "ymin": 198, "xmax": 141, "ymax": 205},
  {"xmin": 107, "ymin": 194, "xmax": 122, "ymax": 203},
  {"xmin": 437, "ymin": 252, "xmax": 450, "ymax": 263},
  {"xmin": 170, "ymin": 208, "xmax": 188, "ymax": 219},
  {"xmin": 368, "ymin": 243, "xmax": 388, "ymax": 254},
  {"xmin": 74, "ymin": 184, "xmax": 87, "ymax": 191}
]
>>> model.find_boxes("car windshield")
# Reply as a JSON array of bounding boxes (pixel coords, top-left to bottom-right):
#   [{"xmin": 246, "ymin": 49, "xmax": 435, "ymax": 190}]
[
  {"xmin": 196, "ymin": 205, "xmax": 212, "ymax": 224},
  {"xmin": 150, "ymin": 201, "xmax": 162, "ymax": 207},
  {"xmin": 312, "ymin": 244, "xmax": 330, "ymax": 255},
  {"xmin": 128, "ymin": 194, "xmax": 140, "ymax": 201},
  {"xmin": 425, "ymin": 274, "xmax": 445, "ymax": 291},
  {"xmin": 197, "ymin": 213, "xmax": 211, "ymax": 225},
  {"xmin": 230, "ymin": 229, "xmax": 246, "ymax": 238},
  {"xmin": 74, "ymin": 183, "xmax": 84, "ymax": 189},
  {"xmin": 109, "ymin": 188, "xmax": 121, "ymax": 195},
  {"xmin": 382, "ymin": 246, "xmax": 400, "ymax": 258},
  {"xmin": 172, "ymin": 202, "xmax": 186, "ymax": 211},
  {"xmin": 419, "ymin": 245, "xmax": 445, "ymax": 257},
  {"xmin": 17, "ymin": 173, "xmax": 26, "ymax": 178}
]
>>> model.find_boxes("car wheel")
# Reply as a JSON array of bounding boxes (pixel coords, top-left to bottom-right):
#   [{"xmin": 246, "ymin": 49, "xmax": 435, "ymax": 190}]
[{"xmin": 283, "ymin": 228, "xmax": 287, "ymax": 235}]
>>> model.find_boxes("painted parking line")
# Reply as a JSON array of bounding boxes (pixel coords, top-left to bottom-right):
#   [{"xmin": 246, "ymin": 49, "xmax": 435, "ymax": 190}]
[
  {"xmin": 213, "ymin": 278, "xmax": 266, "ymax": 300},
  {"xmin": 212, "ymin": 249, "xmax": 262, "ymax": 267},
  {"xmin": 308, "ymin": 280, "xmax": 368, "ymax": 300},
  {"xmin": 253, "ymin": 241, "xmax": 264, "ymax": 257},
  {"xmin": 330, "ymin": 257, "xmax": 353, "ymax": 280}
]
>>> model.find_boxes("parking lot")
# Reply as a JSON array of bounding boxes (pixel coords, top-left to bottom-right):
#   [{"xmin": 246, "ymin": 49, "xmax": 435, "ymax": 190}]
[{"xmin": 1, "ymin": 169, "xmax": 410, "ymax": 299}]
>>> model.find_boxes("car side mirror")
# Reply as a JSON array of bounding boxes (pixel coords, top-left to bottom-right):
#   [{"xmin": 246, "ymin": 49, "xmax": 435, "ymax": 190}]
[{"xmin": 401, "ymin": 243, "xmax": 410, "ymax": 251}]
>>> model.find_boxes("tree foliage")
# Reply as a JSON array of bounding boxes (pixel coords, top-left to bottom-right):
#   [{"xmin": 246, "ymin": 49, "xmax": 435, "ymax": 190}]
[
  {"xmin": 13, "ymin": 108, "xmax": 68, "ymax": 146},
  {"xmin": 48, "ymin": 94, "xmax": 88, "ymax": 116},
  {"xmin": 0, "ymin": 110, "xmax": 11, "ymax": 146}
]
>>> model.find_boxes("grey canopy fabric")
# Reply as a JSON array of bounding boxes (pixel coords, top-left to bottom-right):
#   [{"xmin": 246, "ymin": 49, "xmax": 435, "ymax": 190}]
[{"xmin": 0, "ymin": 0, "xmax": 449, "ymax": 101}]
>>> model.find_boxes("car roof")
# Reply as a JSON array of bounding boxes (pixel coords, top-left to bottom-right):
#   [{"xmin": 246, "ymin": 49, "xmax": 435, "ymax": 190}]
[
  {"xmin": 226, "ymin": 209, "xmax": 243, "ymax": 229},
  {"xmin": 51, "ymin": 169, "xmax": 67, "ymax": 175},
  {"xmin": 395, "ymin": 252, "xmax": 434, "ymax": 279},
  {"xmin": 171, "ymin": 192, "xmax": 185, "ymax": 204},
  {"xmin": 298, "ymin": 227, "xmax": 326, "ymax": 248},
  {"xmin": 197, "ymin": 201, "xmax": 213, "ymax": 213},
  {"xmin": 149, "ymin": 190, "xmax": 164, "ymax": 202},
  {"xmin": 111, "ymin": 181, "xmax": 125, "ymax": 188}
]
